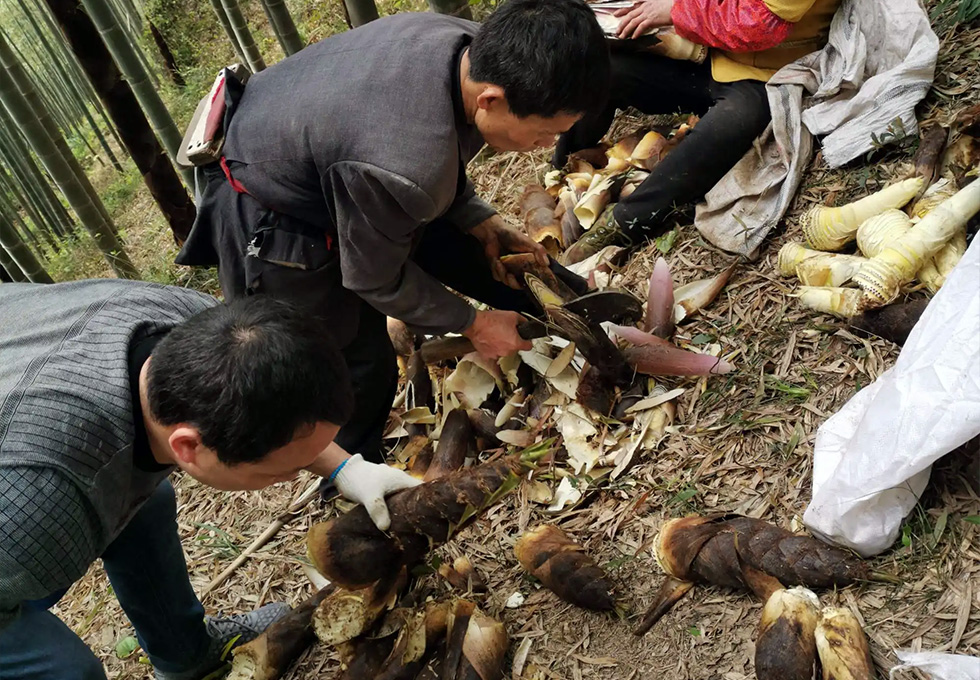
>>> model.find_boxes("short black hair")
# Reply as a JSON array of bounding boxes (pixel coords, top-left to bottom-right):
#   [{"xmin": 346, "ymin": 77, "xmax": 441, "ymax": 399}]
[
  {"xmin": 147, "ymin": 297, "xmax": 353, "ymax": 465},
  {"xmin": 469, "ymin": 0, "xmax": 610, "ymax": 119}
]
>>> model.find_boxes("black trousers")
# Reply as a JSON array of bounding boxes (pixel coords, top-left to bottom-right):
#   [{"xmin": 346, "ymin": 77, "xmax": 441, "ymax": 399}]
[
  {"xmin": 555, "ymin": 52, "xmax": 772, "ymax": 242},
  {"xmin": 242, "ymin": 218, "xmax": 535, "ymax": 464}
]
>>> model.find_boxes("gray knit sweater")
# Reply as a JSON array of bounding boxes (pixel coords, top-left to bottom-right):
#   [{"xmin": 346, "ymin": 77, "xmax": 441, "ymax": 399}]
[{"xmin": 0, "ymin": 280, "xmax": 216, "ymax": 632}]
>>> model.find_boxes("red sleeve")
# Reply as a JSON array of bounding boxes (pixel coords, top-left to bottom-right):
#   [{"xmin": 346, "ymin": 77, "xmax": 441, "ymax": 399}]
[{"xmin": 671, "ymin": 0, "xmax": 794, "ymax": 53}]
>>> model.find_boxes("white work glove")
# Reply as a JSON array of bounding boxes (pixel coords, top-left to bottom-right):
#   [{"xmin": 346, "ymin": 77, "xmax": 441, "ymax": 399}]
[{"xmin": 332, "ymin": 454, "xmax": 422, "ymax": 531}]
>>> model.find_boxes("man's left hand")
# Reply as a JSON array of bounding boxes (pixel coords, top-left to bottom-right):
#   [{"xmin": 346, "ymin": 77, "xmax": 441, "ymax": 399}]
[
  {"xmin": 614, "ymin": 0, "xmax": 674, "ymax": 40},
  {"xmin": 470, "ymin": 215, "xmax": 548, "ymax": 289},
  {"xmin": 332, "ymin": 454, "xmax": 421, "ymax": 530}
]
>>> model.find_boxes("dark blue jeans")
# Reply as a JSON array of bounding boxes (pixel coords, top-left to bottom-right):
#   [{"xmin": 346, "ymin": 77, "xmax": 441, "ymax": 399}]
[{"xmin": 0, "ymin": 480, "xmax": 210, "ymax": 679}]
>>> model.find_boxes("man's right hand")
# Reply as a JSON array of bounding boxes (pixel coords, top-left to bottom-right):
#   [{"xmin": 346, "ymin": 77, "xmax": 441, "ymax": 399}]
[{"xmin": 462, "ymin": 310, "xmax": 533, "ymax": 359}]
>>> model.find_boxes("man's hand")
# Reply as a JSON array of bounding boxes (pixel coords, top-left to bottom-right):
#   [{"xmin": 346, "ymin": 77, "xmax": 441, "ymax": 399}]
[
  {"xmin": 332, "ymin": 454, "xmax": 421, "ymax": 530},
  {"xmin": 614, "ymin": 0, "xmax": 674, "ymax": 40},
  {"xmin": 463, "ymin": 309, "xmax": 532, "ymax": 359},
  {"xmin": 470, "ymin": 215, "xmax": 548, "ymax": 290}
]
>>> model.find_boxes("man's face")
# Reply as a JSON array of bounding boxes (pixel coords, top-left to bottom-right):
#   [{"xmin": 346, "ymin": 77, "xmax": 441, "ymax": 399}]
[
  {"xmin": 474, "ymin": 92, "xmax": 581, "ymax": 152},
  {"xmin": 174, "ymin": 422, "xmax": 341, "ymax": 491}
]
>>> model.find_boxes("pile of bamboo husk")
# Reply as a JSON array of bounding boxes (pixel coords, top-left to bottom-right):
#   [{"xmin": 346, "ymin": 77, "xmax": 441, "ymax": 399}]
[
  {"xmin": 782, "ymin": 113, "xmax": 980, "ymax": 327},
  {"xmin": 529, "ymin": 115, "xmax": 699, "ymax": 265}
]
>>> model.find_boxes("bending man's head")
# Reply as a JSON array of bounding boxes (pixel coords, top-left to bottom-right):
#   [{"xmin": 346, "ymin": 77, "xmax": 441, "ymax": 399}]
[
  {"xmin": 146, "ymin": 297, "xmax": 352, "ymax": 490},
  {"xmin": 466, "ymin": 0, "xmax": 610, "ymax": 151}
]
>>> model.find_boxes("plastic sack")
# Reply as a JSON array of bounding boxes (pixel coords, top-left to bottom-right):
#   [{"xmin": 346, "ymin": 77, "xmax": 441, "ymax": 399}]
[
  {"xmin": 889, "ymin": 650, "xmax": 980, "ymax": 680},
  {"xmin": 803, "ymin": 237, "xmax": 980, "ymax": 557}
]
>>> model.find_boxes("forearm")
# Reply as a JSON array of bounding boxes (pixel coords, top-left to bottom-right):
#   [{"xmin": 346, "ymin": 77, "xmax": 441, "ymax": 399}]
[{"xmin": 305, "ymin": 442, "xmax": 351, "ymax": 478}]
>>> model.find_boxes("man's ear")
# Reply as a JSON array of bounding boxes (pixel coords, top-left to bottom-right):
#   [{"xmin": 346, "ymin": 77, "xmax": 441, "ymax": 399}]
[
  {"xmin": 475, "ymin": 84, "xmax": 507, "ymax": 112},
  {"xmin": 169, "ymin": 426, "xmax": 204, "ymax": 466}
]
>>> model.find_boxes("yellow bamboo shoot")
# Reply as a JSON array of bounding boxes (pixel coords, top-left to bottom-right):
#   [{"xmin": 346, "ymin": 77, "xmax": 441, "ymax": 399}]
[
  {"xmin": 854, "ymin": 177, "xmax": 980, "ymax": 306},
  {"xmin": 796, "ymin": 286, "xmax": 869, "ymax": 318},
  {"xmin": 801, "ymin": 177, "xmax": 924, "ymax": 251},
  {"xmin": 856, "ymin": 209, "xmax": 912, "ymax": 258},
  {"xmin": 909, "ymin": 177, "xmax": 956, "ymax": 220},
  {"xmin": 795, "ymin": 253, "xmax": 867, "ymax": 287},
  {"xmin": 935, "ymin": 228, "xmax": 967, "ymax": 277},
  {"xmin": 777, "ymin": 242, "xmax": 822, "ymax": 276},
  {"xmin": 917, "ymin": 258, "xmax": 945, "ymax": 294}
]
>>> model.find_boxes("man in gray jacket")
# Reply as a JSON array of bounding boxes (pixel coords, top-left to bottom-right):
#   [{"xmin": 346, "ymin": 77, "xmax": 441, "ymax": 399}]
[
  {"xmin": 0, "ymin": 280, "xmax": 419, "ymax": 679},
  {"xmin": 177, "ymin": 0, "xmax": 610, "ymax": 472}
]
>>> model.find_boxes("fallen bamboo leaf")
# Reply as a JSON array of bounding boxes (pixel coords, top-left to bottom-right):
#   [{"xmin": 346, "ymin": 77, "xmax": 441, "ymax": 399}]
[
  {"xmin": 547, "ymin": 476, "xmax": 584, "ymax": 512},
  {"xmin": 624, "ymin": 388, "xmax": 685, "ymax": 413},
  {"xmin": 511, "ymin": 637, "xmax": 533, "ymax": 679},
  {"xmin": 374, "ymin": 601, "xmax": 450, "ymax": 680},
  {"xmin": 815, "ymin": 607, "xmax": 874, "ymax": 680},
  {"xmin": 672, "ymin": 261, "xmax": 738, "ymax": 323},
  {"xmin": 545, "ymin": 342, "xmax": 576, "ymax": 378},
  {"xmin": 526, "ymin": 480, "xmax": 553, "ymax": 505},
  {"xmin": 754, "ymin": 587, "xmax": 821, "ymax": 680},
  {"xmin": 519, "ymin": 339, "xmax": 580, "ymax": 399},
  {"xmin": 645, "ymin": 256, "xmax": 675, "ymax": 337},
  {"xmin": 514, "ymin": 524, "xmax": 615, "ymax": 611}
]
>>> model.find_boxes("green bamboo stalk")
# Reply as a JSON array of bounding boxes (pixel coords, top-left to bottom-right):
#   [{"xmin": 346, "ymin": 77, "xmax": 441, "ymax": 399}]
[
  {"xmin": 258, "ymin": 0, "xmax": 304, "ymax": 56},
  {"xmin": 30, "ymin": 0, "xmax": 126, "ymax": 152},
  {"xmin": 14, "ymin": 0, "xmax": 124, "ymax": 171},
  {"xmin": 0, "ymin": 210, "xmax": 54, "ymax": 283},
  {"xmin": 344, "ymin": 0, "xmax": 379, "ymax": 27},
  {"xmin": 78, "ymin": 0, "xmax": 191, "ymax": 184},
  {"xmin": 220, "ymin": 0, "xmax": 266, "ymax": 71},
  {"xmin": 0, "ymin": 26, "xmax": 118, "ymax": 233},
  {"xmin": 0, "ymin": 106, "xmax": 74, "ymax": 237},
  {"xmin": 206, "ymin": 0, "xmax": 248, "ymax": 64},
  {"xmin": 0, "ymin": 156, "xmax": 62, "ymax": 243},
  {"xmin": 105, "ymin": 0, "xmax": 160, "ymax": 89},
  {"xmin": 0, "ymin": 40, "xmax": 139, "ymax": 279},
  {"xmin": 0, "ymin": 243, "xmax": 27, "ymax": 282},
  {"xmin": 426, "ymin": 0, "xmax": 472, "ymax": 20}
]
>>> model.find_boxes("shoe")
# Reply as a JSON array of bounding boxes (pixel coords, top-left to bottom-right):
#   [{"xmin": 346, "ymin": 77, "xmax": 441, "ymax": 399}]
[
  {"xmin": 154, "ymin": 602, "xmax": 291, "ymax": 680},
  {"xmin": 562, "ymin": 206, "xmax": 628, "ymax": 265}
]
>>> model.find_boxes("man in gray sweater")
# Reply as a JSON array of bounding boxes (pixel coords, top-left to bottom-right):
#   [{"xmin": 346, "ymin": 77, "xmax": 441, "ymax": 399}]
[
  {"xmin": 0, "ymin": 280, "xmax": 419, "ymax": 679},
  {"xmin": 177, "ymin": 0, "xmax": 610, "ymax": 475}
]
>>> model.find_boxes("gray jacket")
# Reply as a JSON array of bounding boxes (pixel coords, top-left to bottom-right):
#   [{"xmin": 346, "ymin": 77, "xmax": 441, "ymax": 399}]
[
  {"xmin": 0, "ymin": 280, "xmax": 215, "ymax": 631},
  {"xmin": 185, "ymin": 14, "xmax": 495, "ymax": 334}
]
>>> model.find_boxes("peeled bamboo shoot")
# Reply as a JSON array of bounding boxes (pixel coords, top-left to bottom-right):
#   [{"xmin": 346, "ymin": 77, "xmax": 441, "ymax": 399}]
[
  {"xmin": 795, "ymin": 254, "xmax": 867, "ymax": 287},
  {"xmin": 796, "ymin": 286, "xmax": 869, "ymax": 318},
  {"xmin": 856, "ymin": 210, "xmax": 912, "ymax": 258},
  {"xmin": 777, "ymin": 242, "xmax": 822, "ymax": 276},
  {"xmin": 854, "ymin": 177, "xmax": 980, "ymax": 305},
  {"xmin": 800, "ymin": 178, "xmax": 924, "ymax": 251}
]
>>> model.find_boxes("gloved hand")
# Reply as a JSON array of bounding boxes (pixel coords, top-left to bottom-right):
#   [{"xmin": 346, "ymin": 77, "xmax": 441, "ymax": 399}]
[{"xmin": 332, "ymin": 454, "xmax": 422, "ymax": 531}]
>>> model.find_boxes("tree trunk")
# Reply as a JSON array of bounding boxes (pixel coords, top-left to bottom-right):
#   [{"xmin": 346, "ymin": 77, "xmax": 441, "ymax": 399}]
[
  {"xmin": 148, "ymin": 21, "xmax": 185, "ymax": 87},
  {"xmin": 344, "ymin": 0, "xmax": 379, "ymax": 27},
  {"xmin": 426, "ymin": 0, "xmax": 472, "ymax": 20},
  {"xmin": 45, "ymin": 0, "xmax": 197, "ymax": 245},
  {"xmin": 220, "ymin": 0, "xmax": 266, "ymax": 72},
  {"xmin": 0, "ymin": 37, "xmax": 139, "ymax": 278},
  {"xmin": 259, "ymin": 0, "xmax": 304, "ymax": 56},
  {"xmin": 0, "ymin": 244, "xmax": 27, "ymax": 282},
  {"xmin": 0, "ymin": 211, "xmax": 54, "ymax": 283}
]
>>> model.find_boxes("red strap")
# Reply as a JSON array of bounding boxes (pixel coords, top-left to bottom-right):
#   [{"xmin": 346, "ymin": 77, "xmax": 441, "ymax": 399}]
[{"xmin": 220, "ymin": 157, "xmax": 249, "ymax": 195}]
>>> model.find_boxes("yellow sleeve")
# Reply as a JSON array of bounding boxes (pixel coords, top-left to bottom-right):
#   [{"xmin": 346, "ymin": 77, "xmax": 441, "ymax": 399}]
[{"xmin": 762, "ymin": 0, "xmax": 819, "ymax": 23}]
